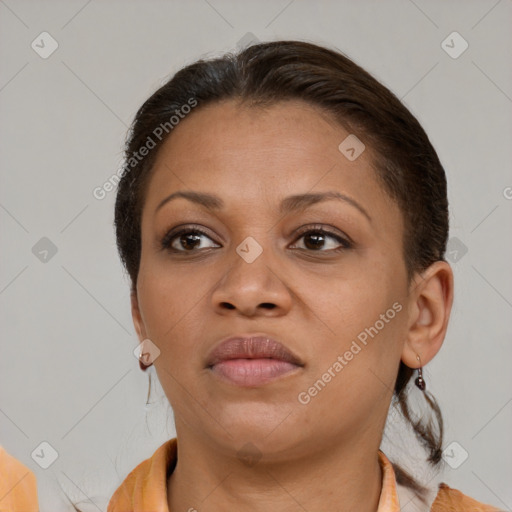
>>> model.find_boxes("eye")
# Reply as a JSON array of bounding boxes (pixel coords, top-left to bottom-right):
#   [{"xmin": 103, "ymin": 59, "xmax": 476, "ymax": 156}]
[
  {"xmin": 161, "ymin": 224, "xmax": 352, "ymax": 254},
  {"xmin": 161, "ymin": 225, "xmax": 220, "ymax": 252},
  {"xmin": 290, "ymin": 225, "xmax": 352, "ymax": 253}
]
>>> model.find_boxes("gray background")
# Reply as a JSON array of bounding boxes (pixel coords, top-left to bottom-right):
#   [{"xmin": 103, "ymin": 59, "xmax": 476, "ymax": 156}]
[{"xmin": 1, "ymin": 0, "xmax": 511, "ymax": 510}]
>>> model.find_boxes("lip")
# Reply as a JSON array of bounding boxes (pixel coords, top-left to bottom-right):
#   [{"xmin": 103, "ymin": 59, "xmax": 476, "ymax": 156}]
[{"xmin": 206, "ymin": 334, "xmax": 304, "ymax": 387}]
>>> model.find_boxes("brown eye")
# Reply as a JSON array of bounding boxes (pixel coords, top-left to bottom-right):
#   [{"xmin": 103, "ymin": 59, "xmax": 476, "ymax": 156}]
[
  {"xmin": 161, "ymin": 227, "xmax": 220, "ymax": 252},
  {"xmin": 290, "ymin": 226, "xmax": 352, "ymax": 253}
]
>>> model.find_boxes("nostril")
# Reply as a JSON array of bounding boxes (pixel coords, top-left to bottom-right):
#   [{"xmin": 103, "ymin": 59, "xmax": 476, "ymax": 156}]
[{"xmin": 260, "ymin": 303, "xmax": 276, "ymax": 309}]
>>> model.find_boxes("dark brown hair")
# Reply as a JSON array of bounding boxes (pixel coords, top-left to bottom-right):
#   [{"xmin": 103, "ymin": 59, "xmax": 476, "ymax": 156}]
[{"xmin": 111, "ymin": 40, "xmax": 448, "ymax": 504}]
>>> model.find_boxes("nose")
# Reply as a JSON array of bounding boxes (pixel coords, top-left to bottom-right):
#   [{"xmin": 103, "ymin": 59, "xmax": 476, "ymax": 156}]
[{"xmin": 211, "ymin": 244, "xmax": 293, "ymax": 317}]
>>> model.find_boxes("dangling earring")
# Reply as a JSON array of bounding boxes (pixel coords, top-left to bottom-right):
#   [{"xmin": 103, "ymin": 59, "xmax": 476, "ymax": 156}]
[
  {"xmin": 414, "ymin": 354, "xmax": 426, "ymax": 391},
  {"xmin": 138, "ymin": 339, "xmax": 154, "ymax": 371},
  {"xmin": 145, "ymin": 371, "xmax": 152, "ymax": 407},
  {"xmin": 139, "ymin": 357, "xmax": 153, "ymax": 371},
  {"xmin": 136, "ymin": 339, "xmax": 159, "ymax": 407}
]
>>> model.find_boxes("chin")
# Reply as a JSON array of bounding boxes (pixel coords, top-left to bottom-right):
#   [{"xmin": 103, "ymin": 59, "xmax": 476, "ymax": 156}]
[{"xmin": 212, "ymin": 402, "xmax": 299, "ymax": 444}]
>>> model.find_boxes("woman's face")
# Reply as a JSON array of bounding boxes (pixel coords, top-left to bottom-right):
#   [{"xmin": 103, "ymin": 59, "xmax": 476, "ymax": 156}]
[{"xmin": 132, "ymin": 99, "xmax": 412, "ymax": 458}]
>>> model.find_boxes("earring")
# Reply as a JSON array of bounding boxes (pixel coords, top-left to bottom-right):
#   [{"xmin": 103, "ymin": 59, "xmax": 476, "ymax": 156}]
[
  {"xmin": 144, "ymin": 371, "xmax": 152, "ymax": 407},
  {"xmin": 138, "ymin": 339, "xmax": 154, "ymax": 371},
  {"xmin": 139, "ymin": 357, "xmax": 153, "ymax": 371},
  {"xmin": 414, "ymin": 354, "xmax": 426, "ymax": 391}
]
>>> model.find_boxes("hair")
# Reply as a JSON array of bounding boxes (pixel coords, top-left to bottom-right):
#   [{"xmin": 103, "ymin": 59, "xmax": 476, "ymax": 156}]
[{"xmin": 69, "ymin": 40, "xmax": 450, "ymax": 508}]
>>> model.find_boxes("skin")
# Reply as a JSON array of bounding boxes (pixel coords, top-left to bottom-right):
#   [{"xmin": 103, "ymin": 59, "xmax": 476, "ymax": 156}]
[{"xmin": 131, "ymin": 99, "xmax": 454, "ymax": 512}]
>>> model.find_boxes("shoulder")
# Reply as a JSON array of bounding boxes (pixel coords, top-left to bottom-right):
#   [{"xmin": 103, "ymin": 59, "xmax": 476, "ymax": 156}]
[
  {"xmin": 431, "ymin": 482, "xmax": 503, "ymax": 512},
  {"xmin": 107, "ymin": 438, "xmax": 177, "ymax": 511},
  {"xmin": 0, "ymin": 445, "xmax": 39, "ymax": 511}
]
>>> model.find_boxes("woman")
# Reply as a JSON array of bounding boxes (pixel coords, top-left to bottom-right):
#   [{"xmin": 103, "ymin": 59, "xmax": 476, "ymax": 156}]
[
  {"xmin": 102, "ymin": 40, "xmax": 503, "ymax": 511},
  {"xmin": 0, "ymin": 39, "xmax": 492, "ymax": 512}
]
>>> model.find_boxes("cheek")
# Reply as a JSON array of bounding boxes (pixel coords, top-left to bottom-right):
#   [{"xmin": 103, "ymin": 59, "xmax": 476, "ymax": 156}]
[
  {"xmin": 318, "ymin": 269, "xmax": 400, "ymax": 337},
  {"xmin": 297, "ymin": 301, "xmax": 405, "ymax": 432},
  {"xmin": 310, "ymin": 271, "xmax": 406, "ymax": 388},
  {"xmin": 137, "ymin": 270, "xmax": 208, "ymax": 412},
  {"xmin": 136, "ymin": 261, "xmax": 206, "ymax": 355}
]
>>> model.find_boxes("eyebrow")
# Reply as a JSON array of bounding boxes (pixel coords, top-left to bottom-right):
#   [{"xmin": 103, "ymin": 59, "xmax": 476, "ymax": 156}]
[{"xmin": 155, "ymin": 190, "xmax": 371, "ymax": 223}]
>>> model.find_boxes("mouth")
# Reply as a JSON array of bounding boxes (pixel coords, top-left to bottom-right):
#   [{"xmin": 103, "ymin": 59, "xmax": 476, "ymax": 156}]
[{"xmin": 206, "ymin": 334, "xmax": 304, "ymax": 387}]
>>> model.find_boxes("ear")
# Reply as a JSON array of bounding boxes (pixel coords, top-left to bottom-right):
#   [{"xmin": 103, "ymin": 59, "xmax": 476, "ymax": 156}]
[
  {"xmin": 401, "ymin": 260, "xmax": 454, "ymax": 369},
  {"xmin": 131, "ymin": 291, "xmax": 147, "ymax": 342}
]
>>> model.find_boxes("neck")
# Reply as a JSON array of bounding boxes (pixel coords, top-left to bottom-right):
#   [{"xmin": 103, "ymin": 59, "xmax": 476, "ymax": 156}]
[{"xmin": 167, "ymin": 429, "xmax": 383, "ymax": 512}]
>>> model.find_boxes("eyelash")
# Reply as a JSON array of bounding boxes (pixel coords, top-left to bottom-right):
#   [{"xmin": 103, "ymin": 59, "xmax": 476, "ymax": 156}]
[{"xmin": 160, "ymin": 223, "xmax": 353, "ymax": 254}]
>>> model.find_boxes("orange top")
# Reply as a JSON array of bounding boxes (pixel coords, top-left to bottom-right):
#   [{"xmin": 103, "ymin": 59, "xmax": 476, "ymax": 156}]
[
  {"xmin": 107, "ymin": 438, "xmax": 502, "ymax": 512},
  {"xmin": 0, "ymin": 441, "xmax": 502, "ymax": 511},
  {"xmin": 0, "ymin": 446, "xmax": 39, "ymax": 512}
]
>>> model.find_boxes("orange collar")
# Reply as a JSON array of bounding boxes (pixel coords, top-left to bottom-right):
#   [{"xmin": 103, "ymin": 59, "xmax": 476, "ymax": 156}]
[{"xmin": 107, "ymin": 438, "xmax": 401, "ymax": 511}]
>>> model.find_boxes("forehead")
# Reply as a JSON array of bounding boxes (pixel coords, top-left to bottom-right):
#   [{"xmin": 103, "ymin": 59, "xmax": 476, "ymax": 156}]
[
  {"xmin": 143, "ymin": 99, "xmax": 401, "ymax": 227},
  {"xmin": 153, "ymin": 99, "xmax": 357, "ymax": 167}
]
